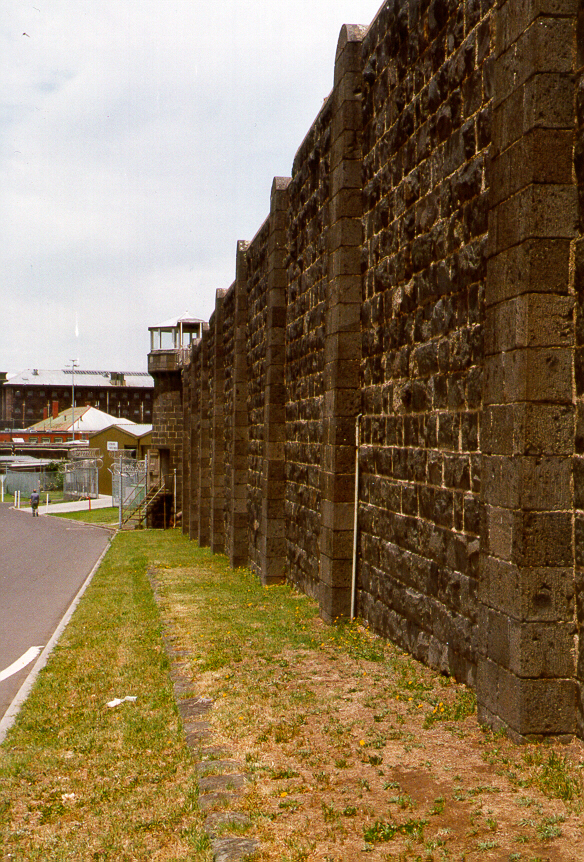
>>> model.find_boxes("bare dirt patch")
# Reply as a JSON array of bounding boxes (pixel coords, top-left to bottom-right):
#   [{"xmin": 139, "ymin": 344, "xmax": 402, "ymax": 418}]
[{"xmin": 153, "ymin": 562, "xmax": 584, "ymax": 862}]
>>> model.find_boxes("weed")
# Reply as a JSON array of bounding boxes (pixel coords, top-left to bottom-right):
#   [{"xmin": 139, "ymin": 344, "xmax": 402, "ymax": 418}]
[
  {"xmin": 364, "ymin": 818, "xmax": 427, "ymax": 844},
  {"xmin": 279, "ymin": 798, "xmax": 302, "ymax": 813},
  {"xmin": 283, "ymin": 837, "xmax": 316, "ymax": 861},
  {"xmin": 328, "ymin": 619, "xmax": 387, "ymax": 662},
  {"xmin": 523, "ymin": 749, "xmax": 581, "ymax": 801},
  {"xmin": 270, "ymin": 767, "xmax": 298, "ymax": 780},
  {"xmin": 536, "ymin": 814, "xmax": 564, "ymax": 841},
  {"xmin": 274, "ymin": 719, "xmax": 304, "ymax": 743},
  {"xmin": 424, "ymin": 689, "xmax": 476, "ymax": 727},
  {"xmin": 343, "ymin": 805, "xmax": 357, "ymax": 816},
  {"xmin": 322, "ymin": 802, "xmax": 338, "ymax": 823},
  {"xmin": 430, "ymin": 796, "xmax": 445, "ymax": 815}
]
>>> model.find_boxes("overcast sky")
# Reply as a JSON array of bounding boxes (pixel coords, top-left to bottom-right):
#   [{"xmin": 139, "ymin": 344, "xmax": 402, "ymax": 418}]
[{"xmin": 1, "ymin": 0, "xmax": 382, "ymax": 374}]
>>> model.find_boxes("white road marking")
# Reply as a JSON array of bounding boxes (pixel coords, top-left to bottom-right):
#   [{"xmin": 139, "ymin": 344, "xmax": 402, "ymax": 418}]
[{"xmin": 0, "ymin": 647, "xmax": 43, "ymax": 682}]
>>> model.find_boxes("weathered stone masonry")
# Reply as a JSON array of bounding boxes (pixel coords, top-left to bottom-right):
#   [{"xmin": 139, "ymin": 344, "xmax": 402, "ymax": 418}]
[{"xmin": 165, "ymin": 0, "xmax": 584, "ymax": 740}]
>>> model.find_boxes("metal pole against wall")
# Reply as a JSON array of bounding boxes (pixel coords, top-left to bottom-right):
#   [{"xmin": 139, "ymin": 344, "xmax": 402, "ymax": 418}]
[
  {"xmin": 351, "ymin": 414, "xmax": 362, "ymax": 620},
  {"xmin": 118, "ymin": 467, "xmax": 123, "ymax": 529},
  {"xmin": 173, "ymin": 468, "xmax": 177, "ymax": 528},
  {"xmin": 67, "ymin": 359, "xmax": 78, "ymax": 441}
]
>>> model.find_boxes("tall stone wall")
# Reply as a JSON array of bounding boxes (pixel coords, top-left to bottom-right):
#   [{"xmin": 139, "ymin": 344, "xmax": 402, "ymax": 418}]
[
  {"xmin": 150, "ymin": 369, "xmax": 183, "ymax": 510},
  {"xmin": 246, "ymin": 217, "xmax": 272, "ymax": 581},
  {"xmin": 575, "ymin": 0, "xmax": 584, "ymax": 742},
  {"xmin": 357, "ymin": 0, "xmax": 491, "ymax": 688},
  {"xmin": 480, "ymin": 0, "xmax": 579, "ymax": 739},
  {"xmin": 285, "ymin": 104, "xmax": 331, "ymax": 600},
  {"xmin": 175, "ymin": 0, "xmax": 582, "ymax": 740},
  {"xmin": 223, "ymin": 244, "xmax": 250, "ymax": 569}
]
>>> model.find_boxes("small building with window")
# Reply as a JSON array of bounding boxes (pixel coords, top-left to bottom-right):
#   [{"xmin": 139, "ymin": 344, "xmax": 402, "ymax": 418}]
[{"xmin": 89, "ymin": 423, "xmax": 152, "ymax": 495}]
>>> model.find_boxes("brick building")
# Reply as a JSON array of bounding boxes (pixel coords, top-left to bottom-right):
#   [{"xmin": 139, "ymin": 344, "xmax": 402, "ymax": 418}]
[{"xmin": 1, "ymin": 369, "xmax": 154, "ymax": 430}]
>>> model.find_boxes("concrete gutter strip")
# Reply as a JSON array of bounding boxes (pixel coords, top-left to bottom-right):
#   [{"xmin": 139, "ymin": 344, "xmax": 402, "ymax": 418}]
[{"xmin": 0, "ymin": 536, "xmax": 114, "ymax": 745}]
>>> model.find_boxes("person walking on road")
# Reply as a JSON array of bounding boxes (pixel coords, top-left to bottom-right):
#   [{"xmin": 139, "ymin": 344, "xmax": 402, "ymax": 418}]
[{"xmin": 30, "ymin": 488, "xmax": 40, "ymax": 517}]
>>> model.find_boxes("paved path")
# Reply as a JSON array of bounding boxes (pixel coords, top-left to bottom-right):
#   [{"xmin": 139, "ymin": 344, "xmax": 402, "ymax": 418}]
[
  {"xmin": 0, "ymin": 503, "xmax": 111, "ymax": 725},
  {"xmin": 10, "ymin": 494, "xmax": 114, "ymax": 515}
]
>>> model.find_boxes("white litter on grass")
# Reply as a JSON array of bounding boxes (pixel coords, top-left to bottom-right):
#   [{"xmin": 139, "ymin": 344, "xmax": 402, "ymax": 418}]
[{"xmin": 106, "ymin": 696, "xmax": 137, "ymax": 708}]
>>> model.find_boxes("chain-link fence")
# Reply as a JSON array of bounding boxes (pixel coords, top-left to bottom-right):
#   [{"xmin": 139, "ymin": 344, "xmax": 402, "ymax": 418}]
[
  {"xmin": 5, "ymin": 466, "xmax": 62, "ymax": 498},
  {"xmin": 111, "ymin": 454, "xmax": 146, "ymax": 512},
  {"xmin": 62, "ymin": 462, "xmax": 99, "ymax": 499},
  {"xmin": 60, "ymin": 449, "xmax": 102, "ymax": 500}
]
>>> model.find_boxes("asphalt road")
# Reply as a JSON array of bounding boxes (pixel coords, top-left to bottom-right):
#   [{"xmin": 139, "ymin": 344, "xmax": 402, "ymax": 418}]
[{"xmin": 0, "ymin": 503, "xmax": 111, "ymax": 723}]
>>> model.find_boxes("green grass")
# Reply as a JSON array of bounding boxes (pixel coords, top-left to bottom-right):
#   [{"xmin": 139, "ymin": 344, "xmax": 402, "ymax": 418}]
[
  {"xmin": 0, "ymin": 530, "xmax": 211, "ymax": 861},
  {"xmin": 52, "ymin": 506, "xmax": 119, "ymax": 525},
  {"xmin": 523, "ymin": 749, "xmax": 580, "ymax": 802},
  {"xmin": 3, "ymin": 528, "xmax": 582, "ymax": 861},
  {"xmin": 363, "ymin": 817, "xmax": 427, "ymax": 843},
  {"xmin": 424, "ymin": 688, "xmax": 477, "ymax": 727},
  {"xmin": 3, "ymin": 490, "xmax": 67, "ymax": 506},
  {"xmin": 156, "ymin": 554, "xmax": 323, "ymax": 676}
]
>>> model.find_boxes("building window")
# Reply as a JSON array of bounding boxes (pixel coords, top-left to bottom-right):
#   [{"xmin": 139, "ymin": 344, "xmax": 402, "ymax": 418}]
[{"xmin": 42, "ymin": 436, "xmax": 50, "ymax": 443}]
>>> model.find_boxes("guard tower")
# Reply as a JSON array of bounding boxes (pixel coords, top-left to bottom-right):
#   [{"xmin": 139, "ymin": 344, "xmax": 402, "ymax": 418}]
[{"xmin": 147, "ymin": 313, "xmax": 207, "ymax": 525}]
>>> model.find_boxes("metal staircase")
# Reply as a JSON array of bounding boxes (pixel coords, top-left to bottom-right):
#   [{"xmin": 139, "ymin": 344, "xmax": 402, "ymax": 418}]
[{"xmin": 120, "ymin": 477, "xmax": 165, "ymax": 529}]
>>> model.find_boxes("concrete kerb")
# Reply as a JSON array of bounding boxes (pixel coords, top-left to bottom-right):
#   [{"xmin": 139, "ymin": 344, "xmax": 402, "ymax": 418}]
[{"xmin": 0, "ymin": 536, "xmax": 114, "ymax": 745}]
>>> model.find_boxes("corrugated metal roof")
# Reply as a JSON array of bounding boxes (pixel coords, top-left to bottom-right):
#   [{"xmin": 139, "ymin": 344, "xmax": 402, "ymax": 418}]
[
  {"xmin": 149, "ymin": 312, "xmax": 206, "ymax": 330},
  {"xmin": 4, "ymin": 369, "xmax": 154, "ymax": 388},
  {"xmin": 119, "ymin": 423, "xmax": 152, "ymax": 437},
  {"xmin": 29, "ymin": 406, "xmax": 137, "ymax": 433},
  {"xmin": 89, "ymin": 423, "xmax": 152, "ymax": 439}
]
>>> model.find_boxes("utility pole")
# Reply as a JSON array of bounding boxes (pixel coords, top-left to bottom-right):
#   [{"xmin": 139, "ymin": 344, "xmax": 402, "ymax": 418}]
[{"xmin": 67, "ymin": 359, "xmax": 78, "ymax": 441}]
